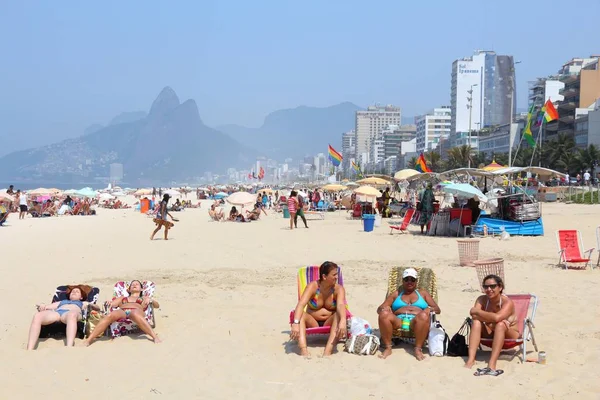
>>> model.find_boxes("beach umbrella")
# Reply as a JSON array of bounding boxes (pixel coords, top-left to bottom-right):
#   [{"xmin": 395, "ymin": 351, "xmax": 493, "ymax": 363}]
[
  {"xmin": 213, "ymin": 192, "xmax": 229, "ymax": 199},
  {"xmin": 98, "ymin": 193, "xmax": 115, "ymax": 201},
  {"xmin": 354, "ymin": 185, "xmax": 381, "ymax": 197},
  {"xmin": 226, "ymin": 191, "xmax": 256, "ymax": 206},
  {"xmin": 344, "ymin": 182, "xmax": 359, "ymax": 188},
  {"xmin": 257, "ymin": 188, "xmax": 274, "ymax": 194},
  {"xmin": 481, "ymin": 159, "xmax": 506, "ymax": 172},
  {"xmin": 112, "ymin": 191, "xmax": 126, "ymax": 197},
  {"xmin": 442, "ymin": 183, "xmax": 488, "ymax": 203},
  {"xmin": 321, "ymin": 184, "xmax": 345, "ymax": 192},
  {"xmin": 28, "ymin": 188, "xmax": 63, "ymax": 196},
  {"xmin": 134, "ymin": 188, "xmax": 152, "ymax": 196},
  {"xmin": 164, "ymin": 189, "xmax": 180, "ymax": 197},
  {"xmin": 0, "ymin": 192, "xmax": 15, "ymax": 202},
  {"xmin": 356, "ymin": 177, "xmax": 390, "ymax": 185},
  {"xmin": 76, "ymin": 187, "xmax": 97, "ymax": 197},
  {"xmin": 394, "ymin": 169, "xmax": 420, "ymax": 181}
]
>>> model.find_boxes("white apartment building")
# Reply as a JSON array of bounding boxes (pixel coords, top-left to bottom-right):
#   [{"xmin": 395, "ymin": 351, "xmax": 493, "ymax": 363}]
[
  {"xmin": 451, "ymin": 51, "xmax": 516, "ymax": 141},
  {"xmin": 396, "ymin": 138, "xmax": 417, "ymax": 170},
  {"xmin": 415, "ymin": 107, "xmax": 451, "ymax": 153},
  {"xmin": 355, "ymin": 105, "xmax": 401, "ymax": 163},
  {"xmin": 341, "ymin": 130, "xmax": 355, "ymax": 175}
]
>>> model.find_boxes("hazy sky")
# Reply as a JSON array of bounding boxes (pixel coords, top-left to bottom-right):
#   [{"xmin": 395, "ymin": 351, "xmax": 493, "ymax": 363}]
[{"xmin": 1, "ymin": 0, "xmax": 598, "ymax": 155}]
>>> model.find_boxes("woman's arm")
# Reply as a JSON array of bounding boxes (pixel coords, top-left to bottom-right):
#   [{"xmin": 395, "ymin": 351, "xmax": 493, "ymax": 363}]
[
  {"xmin": 335, "ymin": 285, "xmax": 347, "ymax": 338},
  {"xmin": 472, "ymin": 297, "xmax": 514, "ymax": 323},
  {"xmin": 376, "ymin": 291, "xmax": 398, "ymax": 314},
  {"xmin": 421, "ymin": 290, "xmax": 441, "ymax": 314},
  {"xmin": 292, "ymin": 282, "xmax": 317, "ymax": 323},
  {"xmin": 106, "ymin": 296, "xmax": 123, "ymax": 308},
  {"xmin": 39, "ymin": 301, "xmax": 60, "ymax": 311}
]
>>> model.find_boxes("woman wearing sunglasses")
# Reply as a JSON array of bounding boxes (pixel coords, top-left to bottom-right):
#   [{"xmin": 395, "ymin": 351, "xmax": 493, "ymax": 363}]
[
  {"xmin": 377, "ymin": 268, "xmax": 441, "ymax": 360},
  {"xmin": 465, "ymin": 274, "xmax": 518, "ymax": 376}
]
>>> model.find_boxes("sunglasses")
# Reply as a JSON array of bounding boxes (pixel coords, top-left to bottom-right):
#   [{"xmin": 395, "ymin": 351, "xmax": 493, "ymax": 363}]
[
  {"xmin": 482, "ymin": 284, "xmax": 498, "ymax": 290},
  {"xmin": 403, "ymin": 277, "xmax": 417, "ymax": 283}
]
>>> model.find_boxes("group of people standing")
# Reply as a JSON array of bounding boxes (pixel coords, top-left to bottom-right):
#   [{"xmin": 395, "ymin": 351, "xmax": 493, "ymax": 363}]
[{"xmin": 286, "ymin": 191, "xmax": 309, "ymax": 230}]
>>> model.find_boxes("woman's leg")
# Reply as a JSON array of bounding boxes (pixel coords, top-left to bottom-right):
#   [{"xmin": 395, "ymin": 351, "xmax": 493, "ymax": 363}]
[
  {"xmin": 323, "ymin": 313, "xmax": 340, "ymax": 356},
  {"xmin": 298, "ymin": 313, "xmax": 318, "ymax": 357},
  {"xmin": 488, "ymin": 322, "xmax": 519, "ymax": 370},
  {"xmin": 300, "ymin": 213, "xmax": 308, "ymax": 228},
  {"xmin": 465, "ymin": 319, "xmax": 483, "ymax": 368},
  {"xmin": 27, "ymin": 311, "xmax": 60, "ymax": 350},
  {"xmin": 163, "ymin": 226, "xmax": 169, "ymax": 240},
  {"xmin": 378, "ymin": 311, "xmax": 401, "ymax": 359},
  {"xmin": 289, "ymin": 212, "xmax": 296, "ymax": 230},
  {"xmin": 150, "ymin": 225, "xmax": 161, "ymax": 240},
  {"xmin": 411, "ymin": 310, "xmax": 430, "ymax": 361},
  {"xmin": 293, "ymin": 211, "xmax": 298, "ymax": 228},
  {"xmin": 128, "ymin": 309, "xmax": 161, "ymax": 343},
  {"xmin": 60, "ymin": 310, "xmax": 81, "ymax": 346},
  {"xmin": 84, "ymin": 310, "xmax": 126, "ymax": 346}
]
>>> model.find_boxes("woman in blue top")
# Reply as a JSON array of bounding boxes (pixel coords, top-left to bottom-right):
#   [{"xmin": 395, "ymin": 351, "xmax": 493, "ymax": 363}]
[
  {"xmin": 377, "ymin": 268, "xmax": 441, "ymax": 360},
  {"xmin": 27, "ymin": 285, "xmax": 99, "ymax": 350}
]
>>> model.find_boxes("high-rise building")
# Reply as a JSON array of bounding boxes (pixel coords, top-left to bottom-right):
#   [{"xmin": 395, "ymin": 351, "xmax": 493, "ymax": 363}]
[
  {"xmin": 415, "ymin": 107, "xmax": 452, "ymax": 153},
  {"xmin": 341, "ymin": 130, "xmax": 355, "ymax": 175},
  {"xmin": 529, "ymin": 78, "xmax": 564, "ymax": 110},
  {"xmin": 355, "ymin": 105, "xmax": 401, "ymax": 162},
  {"xmin": 451, "ymin": 51, "xmax": 516, "ymax": 145}
]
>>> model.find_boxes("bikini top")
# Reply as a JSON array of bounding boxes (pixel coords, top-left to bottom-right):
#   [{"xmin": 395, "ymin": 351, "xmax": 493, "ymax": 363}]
[
  {"xmin": 391, "ymin": 290, "xmax": 428, "ymax": 312},
  {"xmin": 307, "ymin": 284, "xmax": 337, "ymax": 311},
  {"xmin": 121, "ymin": 296, "xmax": 143, "ymax": 305},
  {"xmin": 58, "ymin": 300, "xmax": 83, "ymax": 310}
]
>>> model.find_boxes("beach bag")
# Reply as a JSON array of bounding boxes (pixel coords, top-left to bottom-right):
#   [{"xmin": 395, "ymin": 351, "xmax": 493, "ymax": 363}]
[
  {"xmin": 428, "ymin": 313, "xmax": 449, "ymax": 356},
  {"xmin": 344, "ymin": 334, "xmax": 380, "ymax": 355},
  {"xmin": 447, "ymin": 318, "xmax": 471, "ymax": 357},
  {"xmin": 349, "ymin": 316, "xmax": 372, "ymax": 336}
]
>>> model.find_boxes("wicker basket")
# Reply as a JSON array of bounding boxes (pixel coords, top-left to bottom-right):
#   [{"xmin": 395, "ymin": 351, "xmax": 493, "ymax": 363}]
[
  {"xmin": 473, "ymin": 258, "xmax": 505, "ymax": 292},
  {"xmin": 457, "ymin": 239, "xmax": 480, "ymax": 267}
]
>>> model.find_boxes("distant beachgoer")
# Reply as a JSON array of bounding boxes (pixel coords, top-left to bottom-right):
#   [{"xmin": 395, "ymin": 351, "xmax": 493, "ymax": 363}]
[
  {"xmin": 209, "ymin": 204, "xmax": 225, "ymax": 221},
  {"xmin": 584, "ymin": 171, "xmax": 591, "ymax": 185},
  {"xmin": 294, "ymin": 194, "xmax": 308, "ymax": 229},
  {"xmin": 465, "ymin": 275, "xmax": 518, "ymax": 377},
  {"xmin": 6, "ymin": 185, "xmax": 14, "ymax": 195},
  {"xmin": 418, "ymin": 183, "xmax": 435, "ymax": 234},
  {"xmin": 18, "ymin": 190, "xmax": 28, "ymax": 220},
  {"xmin": 287, "ymin": 191, "xmax": 298, "ymax": 230},
  {"xmin": 151, "ymin": 194, "xmax": 177, "ymax": 240}
]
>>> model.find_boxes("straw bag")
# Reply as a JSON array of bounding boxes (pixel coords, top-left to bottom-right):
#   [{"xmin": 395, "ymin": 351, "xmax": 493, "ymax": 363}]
[{"xmin": 345, "ymin": 334, "xmax": 380, "ymax": 355}]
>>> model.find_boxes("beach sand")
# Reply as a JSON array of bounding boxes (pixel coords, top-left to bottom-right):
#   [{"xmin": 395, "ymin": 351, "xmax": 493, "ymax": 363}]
[{"xmin": 0, "ymin": 199, "xmax": 599, "ymax": 399}]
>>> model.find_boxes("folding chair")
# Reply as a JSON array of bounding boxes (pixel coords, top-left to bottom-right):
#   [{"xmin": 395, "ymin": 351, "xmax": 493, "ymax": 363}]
[
  {"xmin": 556, "ymin": 230, "xmax": 594, "ymax": 269},
  {"xmin": 389, "ymin": 208, "xmax": 415, "ymax": 235},
  {"xmin": 106, "ymin": 281, "xmax": 156, "ymax": 338}
]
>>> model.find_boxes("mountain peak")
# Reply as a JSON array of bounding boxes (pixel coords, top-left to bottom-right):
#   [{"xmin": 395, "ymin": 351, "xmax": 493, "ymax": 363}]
[{"xmin": 149, "ymin": 86, "xmax": 180, "ymax": 116}]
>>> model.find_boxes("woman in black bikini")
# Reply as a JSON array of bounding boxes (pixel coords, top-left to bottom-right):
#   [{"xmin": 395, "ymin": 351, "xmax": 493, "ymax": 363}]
[
  {"xmin": 84, "ymin": 280, "xmax": 161, "ymax": 346},
  {"xmin": 290, "ymin": 262, "xmax": 347, "ymax": 357},
  {"xmin": 465, "ymin": 274, "xmax": 519, "ymax": 376}
]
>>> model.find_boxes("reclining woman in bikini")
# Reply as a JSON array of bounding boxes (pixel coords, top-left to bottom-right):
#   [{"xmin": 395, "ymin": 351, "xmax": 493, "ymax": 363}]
[
  {"xmin": 84, "ymin": 280, "xmax": 161, "ymax": 346},
  {"xmin": 27, "ymin": 285, "xmax": 99, "ymax": 350},
  {"xmin": 465, "ymin": 274, "xmax": 518, "ymax": 377},
  {"xmin": 290, "ymin": 261, "xmax": 347, "ymax": 357}
]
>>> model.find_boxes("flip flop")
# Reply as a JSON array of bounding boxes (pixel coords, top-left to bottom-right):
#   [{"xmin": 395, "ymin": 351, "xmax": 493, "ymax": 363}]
[{"xmin": 474, "ymin": 367, "xmax": 504, "ymax": 377}]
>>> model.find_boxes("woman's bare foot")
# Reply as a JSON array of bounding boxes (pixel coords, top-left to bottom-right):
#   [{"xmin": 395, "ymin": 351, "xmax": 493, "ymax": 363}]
[
  {"xmin": 83, "ymin": 339, "xmax": 93, "ymax": 347},
  {"xmin": 379, "ymin": 346, "xmax": 392, "ymax": 359},
  {"xmin": 299, "ymin": 347, "xmax": 310, "ymax": 357},
  {"xmin": 153, "ymin": 337, "xmax": 162, "ymax": 344},
  {"xmin": 464, "ymin": 360, "xmax": 476, "ymax": 369},
  {"xmin": 414, "ymin": 347, "xmax": 426, "ymax": 361}
]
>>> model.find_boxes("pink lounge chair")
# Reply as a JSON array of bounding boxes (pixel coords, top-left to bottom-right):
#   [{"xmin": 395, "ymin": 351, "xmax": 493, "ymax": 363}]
[
  {"xmin": 479, "ymin": 294, "xmax": 539, "ymax": 363},
  {"xmin": 556, "ymin": 230, "xmax": 594, "ymax": 269},
  {"xmin": 288, "ymin": 266, "xmax": 352, "ymax": 337}
]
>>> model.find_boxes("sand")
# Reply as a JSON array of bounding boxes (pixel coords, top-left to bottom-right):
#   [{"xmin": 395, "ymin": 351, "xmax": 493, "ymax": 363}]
[{"xmin": 0, "ymin": 199, "xmax": 599, "ymax": 399}]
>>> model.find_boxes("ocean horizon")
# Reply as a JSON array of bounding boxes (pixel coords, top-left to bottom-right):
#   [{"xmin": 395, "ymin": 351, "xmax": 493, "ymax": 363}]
[{"xmin": 0, "ymin": 181, "xmax": 132, "ymax": 191}]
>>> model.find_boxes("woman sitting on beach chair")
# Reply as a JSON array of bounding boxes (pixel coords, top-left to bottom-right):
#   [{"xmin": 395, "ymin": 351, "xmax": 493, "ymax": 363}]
[
  {"xmin": 27, "ymin": 285, "xmax": 99, "ymax": 350},
  {"xmin": 290, "ymin": 261, "xmax": 347, "ymax": 357},
  {"xmin": 465, "ymin": 275, "xmax": 518, "ymax": 377},
  {"xmin": 84, "ymin": 280, "xmax": 161, "ymax": 346},
  {"xmin": 377, "ymin": 268, "xmax": 440, "ymax": 360}
]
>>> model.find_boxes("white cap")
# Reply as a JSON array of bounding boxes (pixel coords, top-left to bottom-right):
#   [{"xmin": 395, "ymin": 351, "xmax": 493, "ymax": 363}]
[{"xmin": 402, "ymin": 268, "xmax": 418, "ymax": 279}]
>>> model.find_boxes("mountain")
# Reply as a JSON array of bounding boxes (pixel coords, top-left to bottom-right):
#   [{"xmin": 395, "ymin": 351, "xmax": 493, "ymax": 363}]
[
  {"xmin": 108, "ymin": 111, "xmax": 147, "ymax": 126},
  {"xmin": 0, "ymin": 87, "xmax": 254, "ymax": 184},
  {"xmin": 217, "ymin": 102, "xmax": 361, "ymax": 159}
]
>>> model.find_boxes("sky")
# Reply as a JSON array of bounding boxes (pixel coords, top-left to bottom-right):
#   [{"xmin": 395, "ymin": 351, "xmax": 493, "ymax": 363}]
[{"xmin": 1, "ymin": 0, "xmax": 599, "ymax": 155}]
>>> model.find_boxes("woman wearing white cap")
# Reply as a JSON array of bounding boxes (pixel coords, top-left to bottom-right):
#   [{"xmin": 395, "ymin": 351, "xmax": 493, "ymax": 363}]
[{"xmin": 377, "ymin": 268, "xmax": 440, "ymax": 360}]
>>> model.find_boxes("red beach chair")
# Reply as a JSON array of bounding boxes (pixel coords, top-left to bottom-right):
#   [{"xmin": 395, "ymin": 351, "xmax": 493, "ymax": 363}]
[
  {"xmin": 556, "ymin": 230, "xmax": 594, "ymax": 269},
  {"xmin": 389, "ymin": 208, "xmax": 415, "ymax": 235},
  {"xmin": 288, "ymin": 266, "xmax": 352, "ymax": 337},
  {"xmin": 479, "ymin": 294, "xmax": 539, "ymax": 363}
]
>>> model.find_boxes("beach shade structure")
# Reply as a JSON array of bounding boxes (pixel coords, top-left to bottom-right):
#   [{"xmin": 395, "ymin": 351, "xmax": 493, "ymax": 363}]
[
  {"xmin": 442, "ymin": 183, "xmax": 488, "ymax": 203},
  {"xmin": 258, "ymin": 188, "xmax": 274, "ymax": 194},
  {"xmin": 134, "ymin": 188, "xmax": 152, "ymax": 196},
  {"xmin": 356, "ymin": 177, "xmax": 390, "ymax": 185},
  {"xmin": 76, "ymin": 187, "xmax": 98, "ymax": 198},
  {"xmin": 28, "ymin": 188, "xmax": 63, "ymax": 196},
  {"xmin": 344, "ymin": 182, "xmax": 359, "ymax": 188},
  {"xmin": 321, "ymin": 184, "xmax": 345, "ymax": 192},
  {"xmin": 112, "ymin": 191, "xmax": 127, "ymax": 197},
  {"xmin": 482, "ymin": 159, "xmax": 506, "ymax": 172},
  {"xmin": 0, "ymin": 192, "xmax": 15, "ymax": 202},
  {"xmin": 354, "ymin": 185, "xmax": 381, "ymax": 197},
  {"xmin": 163, "ymin": 189, "xmax": 180, "ymax": 197},
  {"xmin": 98, "ymin": 193, "xmax": 115, "ymax": 201},
  {"xmin": 226, "ymin": 191, "xmax": 256, "ymax": 206},
  {"xmin": 394, "ymin": 169, "xmax": 420, "ymax": 181},
  {"xmin": 213, "ymin": 192, "xmax": 229, "ymax": 200}
]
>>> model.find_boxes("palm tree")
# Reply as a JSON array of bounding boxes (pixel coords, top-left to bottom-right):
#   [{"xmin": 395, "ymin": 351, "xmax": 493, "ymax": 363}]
[
  {"xmin": 446, "ymin": 145, "xmax": 472, "ymax": 169},
  {"xmin": 513, "ymin": 147, "xmax": 538, "ymax": 167},
  {"xmin": 425, "ymin": 151, "xmax": 443, "ymax": 172},
  {"xmin": 407, "ymin": 156, "xmax": 417, "ymax": 169},
  {"xmin": 491, "ymin": 152, "xmax": 509, "ymax": 166},
  {"xmin": 544, "ymin": 133, "xmax": 575, "ymax": 169},
  {"xmin": 576, "ymin": 144, "xmax": 599, "ymax": 172}
]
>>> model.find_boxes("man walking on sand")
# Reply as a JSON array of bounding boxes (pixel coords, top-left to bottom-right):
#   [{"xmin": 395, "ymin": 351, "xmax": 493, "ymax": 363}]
[{"xmin": 18, "ymin": 190, "xmax": 28, "ymax": 219}]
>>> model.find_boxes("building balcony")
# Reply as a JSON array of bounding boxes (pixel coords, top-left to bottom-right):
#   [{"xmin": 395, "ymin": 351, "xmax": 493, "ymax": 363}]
[
  {"xmin": 559, "ymin": 114, "xmax": 574, "ymax": 124},
  {"xmin": 557, "ymin": 126, "xmax": 574, "ymax": 136},
  {"xmin": 545, "ymin": 120, "xmax": 559, "ymax": 131},
  {"xmin": 558, "ymin": 100, "xmax": 577, "ymax": 110}
]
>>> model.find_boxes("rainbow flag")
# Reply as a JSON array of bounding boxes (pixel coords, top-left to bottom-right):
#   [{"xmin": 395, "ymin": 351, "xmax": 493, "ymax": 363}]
[
  {"xmin": 543, "ymin": 99, "xmax": 558, "ymax": 122},
  {"xmin": 415, "ymin": 153, "xmax": 432, "ymax": 173},
  {"xmin": 328, "ymin": 144, "xmax": 343, "ymax": 167},
  {"xmin": 351, "ymin": 160, "xmax": 362, "ymax": 177}
]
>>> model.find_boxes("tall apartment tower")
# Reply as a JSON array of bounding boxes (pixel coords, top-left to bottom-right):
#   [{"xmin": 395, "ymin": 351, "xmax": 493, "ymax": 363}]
[
  {"xmin": 355, "ymin": 105, "xmax": 401, "ymax": 163},
  {"xmin": 415, "ymin": 107, "xmax": 452, "ymax": 153},
  {"xmin": 450, "ymin": 50, "xmax": 516, "ymax": 144},
  {"xmin": 341, "ymin": 130, "xmax": 355, "ymax": 175}
]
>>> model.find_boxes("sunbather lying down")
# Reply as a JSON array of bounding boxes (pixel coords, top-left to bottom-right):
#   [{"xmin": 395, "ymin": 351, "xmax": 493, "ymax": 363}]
[
  {"xmin": 84, "ymin": 280, "xmax": 161, "ymax": 346},
  {"xmin": 27, "ymin": 285, "xmax": 100, "ymax": 350}
]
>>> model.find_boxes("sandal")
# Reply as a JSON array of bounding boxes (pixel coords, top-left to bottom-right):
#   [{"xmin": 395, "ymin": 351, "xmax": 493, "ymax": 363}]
[{"xmin": 474, "ymin": 367, "xmax": 504, "ymax": 377}]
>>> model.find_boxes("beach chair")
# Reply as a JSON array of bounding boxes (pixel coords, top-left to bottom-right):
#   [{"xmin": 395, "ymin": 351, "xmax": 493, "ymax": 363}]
[
  {"xmin": 556, "ymin": 230, "xmax": 594, "ymax": 269},
  {"xmin": 350, "ymin": 203, "xmax": 362, "ymax": 219},
  {"xmin": 106, "ymin": 281, "xmax": 156, "ymax": 338},
  {"xmin": 39, "ymin": 284, "xmax": 100, "ymax": 340},
  {"xmin": 288, "ymin": 266, "xmax": 352, "ymax": 337},
  {"xmin": 479, "ymin": 294, "xmax": 539, "ymax": 363},
  {"xmin": 389, "ymin": 208, "xmax": 415, "ymax": 235},
  {"xmin": 385, "ymin": 267, "xmax": 437, "ymax": 342}
]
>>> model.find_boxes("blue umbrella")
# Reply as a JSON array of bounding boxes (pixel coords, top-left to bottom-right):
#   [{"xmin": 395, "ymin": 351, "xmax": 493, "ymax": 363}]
[
  {"xmin": 213, "ymin": 192, "xmax": 229, "ymax": 200},
  {"xmin": 76, "ymin": 187, "xmax": 98, "ymax": 198},
  {"xmin": 442, "ymin": 183, "xmax": 488, "ymax": 203}
]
